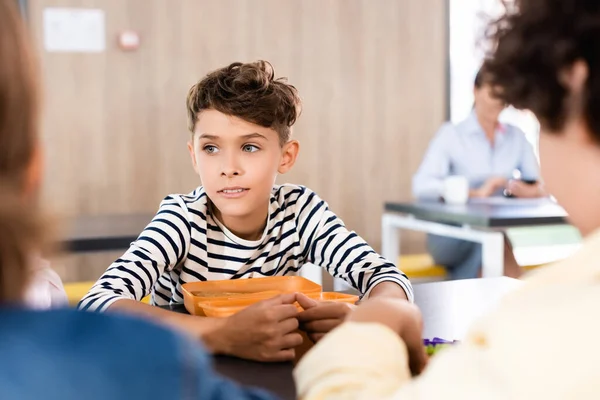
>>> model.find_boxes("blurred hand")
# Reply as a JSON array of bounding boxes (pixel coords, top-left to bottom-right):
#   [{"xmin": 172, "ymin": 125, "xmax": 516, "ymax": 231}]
[
  {"xmin": 213, "ymin": 294, "xmax": 303, "ymax": 362},
  {"xmin": 296, "ymin": 293, "xmax": 355, "ymax": 343},
  {"xmin": 506, "ymin": 180, "xmax": 544, "ymax": 198},
  {"xmin": 471, "ymin": 177, "xmax": 508, "ymax": 198},
  {"xmin": 347, "ymin": 298, "xmax": 428, "ymax": 376}
]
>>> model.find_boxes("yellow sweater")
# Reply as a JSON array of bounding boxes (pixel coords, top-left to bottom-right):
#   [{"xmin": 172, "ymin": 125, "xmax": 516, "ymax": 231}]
[{"xmin": 295, "ymin": 229, "xmax": 600, "ymax": 399}]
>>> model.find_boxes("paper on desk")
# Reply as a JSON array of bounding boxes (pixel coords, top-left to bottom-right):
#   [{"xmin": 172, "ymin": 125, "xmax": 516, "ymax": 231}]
[{"xmin": 468, "ymin": 197, "xmax": 553, "ymax": 206}]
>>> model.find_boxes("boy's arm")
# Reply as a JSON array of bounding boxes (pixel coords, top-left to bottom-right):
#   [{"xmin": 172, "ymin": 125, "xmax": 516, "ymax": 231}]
[
  {"xmin": 295, "ymin": 299, "xmax": 505, "ymax": 400},
  {"xmin": 294, "ymin": 323, "xmax": 413, "ymax": 400},
  {"xmin": 75, "ymin": 196, "xmax": 236, "ymax": 352},
  {"xmin": 110, "ymin": 293, "xmax": 305, "ymax": 362},
  {"xmin": 295, "ymin": 322, "xmax": 507, "ymax": 400},
  {"xmin": 299, "ymin": 192, "xmax": 413, "ymax": 302},
  {"xmin": 78, "ymin": 196, "xmax": 191, "ymax": 313},
  {"xmin": 368, "ymin": 280, "xmax": 409, "ymax": 300}
]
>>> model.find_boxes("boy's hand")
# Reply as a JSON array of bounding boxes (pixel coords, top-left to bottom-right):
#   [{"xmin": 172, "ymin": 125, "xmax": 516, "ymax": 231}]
[
  {"xmin": 347, "ymin": 298, "xmax": 428, "ymax": 376},
  {"xmin": 211, "ymin": 293, "xmax": 303, "ymax": 362},
  {"xmin": 296, "ymin": 293, "xmax": 355, "ymax": 343}
]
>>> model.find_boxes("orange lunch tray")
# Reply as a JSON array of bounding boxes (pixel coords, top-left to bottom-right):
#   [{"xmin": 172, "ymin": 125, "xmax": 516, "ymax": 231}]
[
  {"xmin": 199, "ymin": 292, "xmax": 359, "ymax": 318},
  {"xmin": 182, "ymin": 276, "xmax": 322, "ymax": 316}
]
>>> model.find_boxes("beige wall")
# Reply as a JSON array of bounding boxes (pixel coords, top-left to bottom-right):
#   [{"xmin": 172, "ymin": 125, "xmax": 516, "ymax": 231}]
[{"xmin": 28, "ymin": 0, "xmax": 447, "ymax": 281}]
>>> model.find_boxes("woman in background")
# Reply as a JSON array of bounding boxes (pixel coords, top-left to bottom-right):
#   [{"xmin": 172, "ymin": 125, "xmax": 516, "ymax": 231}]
[{"xmin": 412, "ymin": 65, "xmax": 544, "ymax": 279}]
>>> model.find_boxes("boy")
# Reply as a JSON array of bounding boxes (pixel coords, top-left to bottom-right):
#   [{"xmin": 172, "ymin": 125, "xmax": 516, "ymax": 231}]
[
  {"xmin": 80, "ymin": 61, "xmax": 412, "ymax": 361},
  {"xmin": 295, "ymin": 0, "xmax": 600, "ymax": 398}
]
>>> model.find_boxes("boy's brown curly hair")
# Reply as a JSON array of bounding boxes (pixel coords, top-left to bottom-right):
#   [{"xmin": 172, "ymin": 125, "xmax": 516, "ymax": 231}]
[
  {"xmin": 186, "ymin": 61, "xmax": 302, "ymax": 145},
  {"xmin": 484, "ymin": 0, "xmax": 600, "ymax": 142}
]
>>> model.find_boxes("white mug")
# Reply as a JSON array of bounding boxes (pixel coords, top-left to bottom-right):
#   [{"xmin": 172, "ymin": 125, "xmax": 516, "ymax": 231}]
[{"xmin": 443, "ymin": 176, "xmax": 469, "ymax": 205}]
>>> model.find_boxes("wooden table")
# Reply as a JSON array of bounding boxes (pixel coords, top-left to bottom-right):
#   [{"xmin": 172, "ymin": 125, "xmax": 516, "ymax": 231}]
[{"xmin": 168, "ymin": 277, "xmax": 521, "ymax": 399}]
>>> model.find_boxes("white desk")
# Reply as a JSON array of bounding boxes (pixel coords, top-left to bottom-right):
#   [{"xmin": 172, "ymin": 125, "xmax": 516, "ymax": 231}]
[{"xmin": 382, "ymin": 199, "xmax": 568, "ymax": 277}]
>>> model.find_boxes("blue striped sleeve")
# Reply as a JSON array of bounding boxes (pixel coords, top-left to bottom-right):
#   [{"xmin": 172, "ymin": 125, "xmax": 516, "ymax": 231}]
[
  {"xmin": 78, "ymin": 196, "xmax": 192, "ymax": 312},
  {"xmin": 299, "ymin": 190, "xmax": 414, "ymax": 302}
]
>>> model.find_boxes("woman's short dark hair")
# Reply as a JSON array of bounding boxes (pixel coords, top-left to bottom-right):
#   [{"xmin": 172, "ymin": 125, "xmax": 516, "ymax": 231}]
[{"xmin": 473, "ymin": 64, "xmax": 492, "ymax": 89}]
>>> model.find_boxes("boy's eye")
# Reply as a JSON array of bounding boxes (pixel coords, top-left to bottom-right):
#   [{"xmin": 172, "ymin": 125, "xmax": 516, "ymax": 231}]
[
  {"xmin": 203, "ymin": 145, "xmax": 219, "ymax": 154},
  {"xmin": 243, "ymin": 144, "xmax": 259, "ymax": 153}
]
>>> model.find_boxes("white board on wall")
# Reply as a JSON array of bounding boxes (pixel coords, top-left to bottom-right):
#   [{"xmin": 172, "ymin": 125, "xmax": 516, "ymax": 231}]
[{"xmin": 43, "ymin": 7, "xmax": 105, "ymax": 53}]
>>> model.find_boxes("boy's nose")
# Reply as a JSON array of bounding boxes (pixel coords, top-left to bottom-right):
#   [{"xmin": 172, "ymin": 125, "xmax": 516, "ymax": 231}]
[
  {"xmin": 221, "ymin": 156, "xmax": 242, "ymax": 177},
  {"xmin": 221, "ymin": 169, "xmax": 240, "ymax": 178}
]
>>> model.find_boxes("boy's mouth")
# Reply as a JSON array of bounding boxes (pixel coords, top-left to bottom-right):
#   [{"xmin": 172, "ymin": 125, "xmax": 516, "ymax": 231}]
[{"xmin": 217, "ymin": 187, "xmax": 249, "ymax": 198}]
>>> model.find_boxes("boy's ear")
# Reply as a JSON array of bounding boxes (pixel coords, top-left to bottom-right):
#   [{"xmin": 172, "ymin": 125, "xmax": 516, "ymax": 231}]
[
  {"xmin": 187, "ymin": 140, "xmax": 200, "ymax": 174},
  {"xmin": 278, "ymin": 140, "xmax": 299, "ymax": 174}
]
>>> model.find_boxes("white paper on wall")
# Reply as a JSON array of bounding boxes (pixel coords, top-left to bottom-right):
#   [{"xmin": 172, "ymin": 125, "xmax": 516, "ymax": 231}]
[{"xmin": 43, "ymin": 7, "xmax": 105, "ymax": 53}]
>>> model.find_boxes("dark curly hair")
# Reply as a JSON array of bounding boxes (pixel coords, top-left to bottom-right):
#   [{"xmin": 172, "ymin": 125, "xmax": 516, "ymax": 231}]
[
  {"xmin": 186, "ymin": 61, "xmax": 302, "ymax": 145},
  {"xmin": 484, "ymin": 0, "xmax": 600, "ymax": 141}
]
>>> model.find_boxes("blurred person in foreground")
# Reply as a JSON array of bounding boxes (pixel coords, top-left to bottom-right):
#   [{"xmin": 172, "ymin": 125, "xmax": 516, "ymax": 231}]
[
  {"xmin": 0, "ymin": 5, "xmax": 66, "ymax": 308},
  {"xmin": 0, "ymin": 2, "xmax": 275, "ymax": 399},
  {"xmin": 295, "ymin": 0, "xmax": 600, "ymax": 398}
]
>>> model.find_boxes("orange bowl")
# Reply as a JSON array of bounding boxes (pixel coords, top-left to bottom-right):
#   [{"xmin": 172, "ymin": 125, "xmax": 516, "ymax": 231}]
[
  {"xmin": 182, "ymin": 276, "xmax": 322, "ymax": 316},
  {"xmin": 198, "ymin": 291, "xmax": 359, "ymax": 318}
]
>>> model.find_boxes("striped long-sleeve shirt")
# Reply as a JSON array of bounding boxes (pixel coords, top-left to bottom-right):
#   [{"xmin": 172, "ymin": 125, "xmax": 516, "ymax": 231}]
[{"xmin": 78, "ymin": 184, "xmax": 413, "ymax": 312}]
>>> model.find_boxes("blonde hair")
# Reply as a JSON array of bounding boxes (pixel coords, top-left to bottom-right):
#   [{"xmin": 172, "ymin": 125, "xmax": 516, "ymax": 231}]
[
  {"xmin": 0, "ymin": 1, "xmax": 39, "ymax": 190},
  {"xmin": 0, "ymin": 190, "xmax": 44, "ymax": 302},
  {"xmin": 0, "ymin": 2, "xmax": 43, "ymax": 302}
]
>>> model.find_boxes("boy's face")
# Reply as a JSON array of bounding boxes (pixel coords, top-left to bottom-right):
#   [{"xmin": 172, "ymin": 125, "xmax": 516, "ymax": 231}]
[{"xmin": 188, "ymin": 109, "xmax": 298, "ymax": 221}]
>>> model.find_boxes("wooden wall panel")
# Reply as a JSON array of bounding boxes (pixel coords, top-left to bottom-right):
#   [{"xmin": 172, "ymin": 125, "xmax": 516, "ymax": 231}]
[{"xmin": 27, "ymin": 0, "xmax": 446, "ymax": 281}]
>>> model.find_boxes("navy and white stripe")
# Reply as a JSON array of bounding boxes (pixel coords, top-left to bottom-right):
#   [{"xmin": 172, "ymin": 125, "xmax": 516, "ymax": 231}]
[{"xmin": 79, "ymin": 184, "xmax": 413, "ymax": 312}]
